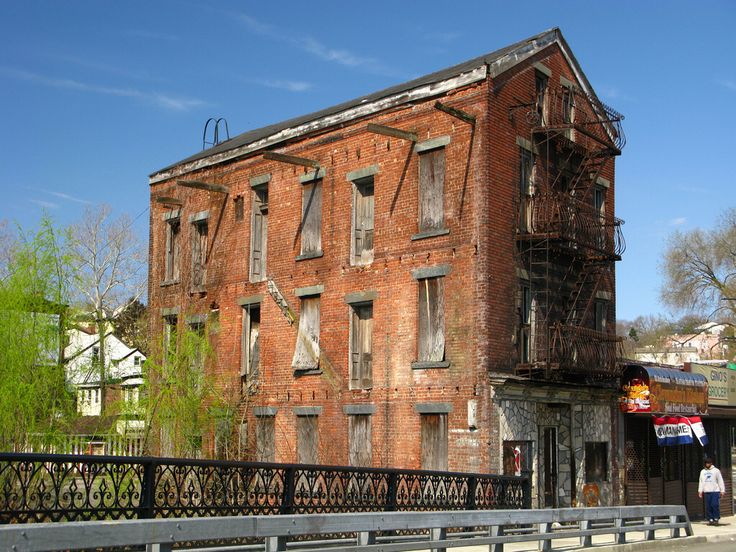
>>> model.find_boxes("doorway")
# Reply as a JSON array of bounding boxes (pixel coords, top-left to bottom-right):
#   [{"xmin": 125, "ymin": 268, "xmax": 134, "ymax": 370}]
[{"xmin": 542, "ymin": 426, "xmax": 558, "ymax": 508}]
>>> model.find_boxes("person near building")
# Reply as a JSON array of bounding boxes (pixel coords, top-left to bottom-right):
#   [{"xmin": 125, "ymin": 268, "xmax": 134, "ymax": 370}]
[{"xmin": 698, "ymin": 457, "xmax": 726, "ymax": 524}]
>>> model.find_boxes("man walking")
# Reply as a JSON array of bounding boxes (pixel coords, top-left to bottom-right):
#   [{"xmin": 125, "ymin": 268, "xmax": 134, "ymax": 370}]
[{"xmin": 698, "ymin": 457, "xmax": 725, "ymax": 525}]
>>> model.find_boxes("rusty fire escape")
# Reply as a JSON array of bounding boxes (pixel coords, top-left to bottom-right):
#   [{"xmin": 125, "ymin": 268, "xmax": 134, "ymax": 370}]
[{"xmin": 512, "ymin": 81, "xmax": 626, "ymax": 380}]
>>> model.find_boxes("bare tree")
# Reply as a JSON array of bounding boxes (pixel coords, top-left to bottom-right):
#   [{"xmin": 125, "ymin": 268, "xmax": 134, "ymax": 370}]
[
  {"xmin": 661, "ymin": 208, "xmax": 736, "ymax": 325},
  {"xmin": 67, "ymin": 205, "xmax": 147, "ymax": 412}
]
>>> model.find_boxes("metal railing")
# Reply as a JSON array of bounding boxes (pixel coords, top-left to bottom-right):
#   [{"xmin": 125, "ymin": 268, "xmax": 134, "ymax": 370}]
[
  {"xmin": 0, "ymin": 453, "xmax": 530, "ymax": 523},
  {"xmin": 550, "ymin": 324, "xmax": 624, "ymax": 376},
  {"xmin": 0, "ymin": 505, "xmax": 692, "ymax": 551}
]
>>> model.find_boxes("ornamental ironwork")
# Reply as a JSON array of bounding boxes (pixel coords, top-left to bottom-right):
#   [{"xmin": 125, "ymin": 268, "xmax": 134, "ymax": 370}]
[{"xmin": 0, "ymin": 453, "xmax": 530, "ymax": 523}]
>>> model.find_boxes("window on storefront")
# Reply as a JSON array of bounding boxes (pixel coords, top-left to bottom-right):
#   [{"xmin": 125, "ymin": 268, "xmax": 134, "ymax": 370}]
[{"xmin": 585, "ymin": 442, "xmax": 608, "ymax": 482}]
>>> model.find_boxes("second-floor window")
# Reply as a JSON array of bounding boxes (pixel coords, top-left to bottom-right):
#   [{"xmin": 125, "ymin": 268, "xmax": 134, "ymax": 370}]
[
  {"xmin": 519, "ymin": 147, "xmax": 534, "ymax": 232},
  {"xmin": 191, "ymin": 218, "xmax": 208, "ymax": 289},
  {"xmin": 594, "ymin": 300, "xmax": 608, "ymax": 332},
  {"xmin": 165, "ymin": 217, "xmax": 180, "ymax": 282},
  {"xmin": 300, "ymin": 179, "xmax": 322, "ymax": 257},
  {"xmin": 241, "ymin": 303, "xmax": 261, "ymax": 379},
  {"xmin": 250, "ymin": 185, "xmax": 268, "ymax": 282},
  {"xmin": 352, "ymin": 177, "xmax": 374, "ymax": 264},
  {"xmin": 350, "ymin": 302, "xmax": 373, "ymax": 389},
  {"xmin": 292, "ymin": 295, "xmax": 320, "ymax": 372},
  {"xmin": 417, "ymin": 277, "xmax": 445, "ymax": 363}
]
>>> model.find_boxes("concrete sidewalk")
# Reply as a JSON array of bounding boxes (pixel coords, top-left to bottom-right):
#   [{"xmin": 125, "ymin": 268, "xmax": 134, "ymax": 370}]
[{"xmin": 443, "ymin": 515, "xmax": 736, "ymax": 551}]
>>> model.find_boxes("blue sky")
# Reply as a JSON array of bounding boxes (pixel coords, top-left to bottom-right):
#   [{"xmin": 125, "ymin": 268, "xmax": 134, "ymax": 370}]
[{"xmin": 1, "ymin": 1, "xmax": 734, "ymax": 320}]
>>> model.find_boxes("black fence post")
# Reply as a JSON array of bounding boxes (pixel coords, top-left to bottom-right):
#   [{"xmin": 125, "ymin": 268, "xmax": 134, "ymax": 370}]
[
  {"xmin": 140, "ymin": 457, "xmax": 156, "ymax": 519},
  {"xmin": 386, "ymin": 472, "xmax": 398, "ymax": 511},
  {"xmin": 280, "ymin": 467, "xmax": 295, "ymax": 515},
  {"xmin": 466, "ymin": 476, "xmax": 478, "ymax": 510},
  {"xmin": 521, "ymin": 470, "xmax": 532, "ymax": 509}
]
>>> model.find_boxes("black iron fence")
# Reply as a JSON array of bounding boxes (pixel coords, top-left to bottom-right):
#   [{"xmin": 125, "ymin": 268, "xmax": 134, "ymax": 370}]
[{"xmin": 0, "ymin": 453, "xmax": 530, "ymax": 523}]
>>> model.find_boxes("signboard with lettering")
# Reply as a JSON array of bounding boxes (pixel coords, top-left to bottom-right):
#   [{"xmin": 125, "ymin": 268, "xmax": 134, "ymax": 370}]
[
  {"xmin": 620, "ymin": 364, "xmax": 708, "ymax": 415},
  {"xmin": 686, "ymin": 362, "xmax": 736, "ymax": 407}
]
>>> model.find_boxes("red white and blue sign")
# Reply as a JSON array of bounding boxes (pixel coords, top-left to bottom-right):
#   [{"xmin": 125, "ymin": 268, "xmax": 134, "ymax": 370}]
[{"xmin": 653, "ymin": 416, "xmax": 709, "ymax": 447}]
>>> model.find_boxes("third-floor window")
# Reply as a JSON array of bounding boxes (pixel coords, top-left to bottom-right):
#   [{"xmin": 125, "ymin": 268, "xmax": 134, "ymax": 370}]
[{"xmin": 250, "ymin": 185, "xmax": 268, "ymax": 282}]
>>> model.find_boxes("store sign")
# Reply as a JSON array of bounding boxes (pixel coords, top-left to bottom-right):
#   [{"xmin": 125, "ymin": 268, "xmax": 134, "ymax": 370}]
[
  {"xmin": 620, "ymin": 365, "xmax": 708, "ymax": 415},
  {"xmin": 686, "ymin": 362, "xmax": 736, "ymax": 406},
  {"xmin": 652, "ymin": 416, "xmax": 708, "ymax": 447}
]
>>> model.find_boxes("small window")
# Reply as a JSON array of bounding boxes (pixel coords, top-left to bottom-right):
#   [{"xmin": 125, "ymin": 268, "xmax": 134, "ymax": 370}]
[
  {"xmin": 296, "ymin": 415, "xmax": 319, "ymax": 464},
  {"xmin": 348, "ymin": 414, "xmax": 372, "ymax": 467},
  {"xmin": 241, "ymin": 303, "xmax": 261, "ymax": 378},
  {"xmin": 594, "ymin": 300, "xmax": 608, "ymax": 332},
  {"xmin": 519, "ymin": 148, "xmax": 534, "ymax": 232},
  {"xmin": 191, "ymin": 219, "xmax": 208, "ymax": 289},
  {"xmin": 292, "ymin": 296, "xmax": 320, "ymax": 372},
  {"xmin": 349, "ymin": 302, "xmax": 373, "ymax": 389},
  {"xmin": 163, "ymin": 315, "xmax": 178, "ymax": 366},
  {"xmin": 417, "ymin": 277, "xmax": 445, "ymax": 363},
  {"xmin": 535, "ymin": 71, "xmax": 548, "ymax": 124},
  {"xmin": 250, "ymin": 186, "xmax": 268, "ymax": 282},
  {"xmin": 133, "ymin": 356, "xmax": 141, "ymax": 366},
  {"xmin": 585, "ymin": 442, "xmax": 608, "ymax": 482},
  {"xmin": 503, "ymin": 440, "xmax": 532, "ymax": 476},
  {"xmin": 300, "ymin": 179, "xmax": 322, "ymax": 257},
  {"xmin": 165, "ymin": 218, "xmax": 181, "ymax": 282},
  {"xmin": 352, "ymin": 177, "xmax": 374, "ymax": 264},
  {"xmin": 92, "ymin": 346, "xmax": 100, "ymax": 363},
  {"xmin": 519, "ymin": 282, "xmax": 532, "ymax": 363},
  {"xmin": 418, "ymin": 148, "xmax": 445, "ymax": 233},
  {"xmin": 420, "ymin": 413, "xmax": 448, "ymax": 471},
  {"xmin": 256, "ymin": 416, "xmax": 275, "ymax": 462}
]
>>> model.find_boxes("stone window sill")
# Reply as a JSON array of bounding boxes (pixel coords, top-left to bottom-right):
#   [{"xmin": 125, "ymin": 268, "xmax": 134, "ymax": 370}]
[
  {"xmin": 411, "ymin": 361, "xmax": 451, "ymax": 370},
  {"xmin": 296, "ymin": 251, "xmax": 323, "ymax": 261},
  {"xmin": 411, "ymin": 228, "xmax": 450, "ymax": 241}
]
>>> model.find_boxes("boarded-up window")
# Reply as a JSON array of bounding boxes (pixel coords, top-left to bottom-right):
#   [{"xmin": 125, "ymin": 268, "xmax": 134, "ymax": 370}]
[
  {"xmin": 418, "ymin": 148, "xmax": 445, "ymax": 232},
  {"xmin": 519, "ymin": 282, "xmax": 531, "ymax": 363},
  {"xmin": 350, "ymin": 303, "xmax": 373, "ymax": 389},
  {"xmin": 417, "ymin": 277, "xmax": 445, "ymax": 362},
  {"xmin": 585, "ymin": 442, "xmax": 608, "ymax": 482},
  {"xmin": 352, "ymin": 177, "xmax": 374, "ymax": 264},
  {"xmin": 300, "ymin": 180, "xmax": 322, "ymax": 256},
  {"xmin": 348, "ymin": 415, "xmax": 372, "ymax": 467},
  {"xmin": 256, "ymin": 416, "xmax": 275, "ymax": 462},
  {"xmin": 234, "ymin": 196, "xmax": 244, "ymax": 221},
  {"xmin": 250, "ymin": 186, "xmax": 268, "ymax": 281},
  {"xmin": 165, "ymin": 218, "xmax": 180, "ymax": 281},
  {"xmin": 188, "ymin": 321, "xmax": 206, "ymax": 393},
  {"xmin": 241, "ymin": 304, "xmax": 261, "ymax": 378},
  {"xmin": 519, "ymin": 148, "xmax": 534, "ymax": 233},
  {"xmin": 562, "ymin": 87, "xmax": 575, "ymax": 124},
  {"xmin": 594, "ymin": 300, "xmax": 608, "ymax": 332},
  {"xmin": 292, "ymin": 296, "xmax": 320, "ymax": 372},
  {"xmin": 191, "ymin": 219, "xmax": 208, "ymax": 289},
  {"xmin": 535, "ymin": 71, "xmax": 548, "ymax": 123},
  {"xmin": 163, "ymin": 315, "xmax": 177, "ymax": 367},
  {"xmin": 297, "ymin": 415, "xmax": 319, "ymax": 464},
  {"xmin": 421, "ymin": 414, "xmax": 448, "ymax": 471}
]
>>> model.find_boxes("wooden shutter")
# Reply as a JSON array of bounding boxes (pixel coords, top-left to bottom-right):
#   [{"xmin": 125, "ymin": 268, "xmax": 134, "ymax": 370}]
[
  {"xmin": 192, "ymin": 221, "xmax": 207, "ymax": 287},
  {"xmin": 292, "ymin": 296, "xmax": 320, "ymax": 371},
  {"xmin": 348, "ymin": 415, "xmax": 372, "ymax": 467},
  {"xmin": 418, "ymin": 149, "xmax": 445, "ymax": 232},
  {"xmin": 350, "ymin": 304, "xmax": 373, "ymax": 389},
  {"xmin": 301, "ymin": 180, "xmax": 322, "ymax": 255},
  {"xmin": 421, "ymin": 414, "xmax": 448, "ymax": 471},
  {"xmin": 250, "ymin": 188, "xmax": 268, "ymax": 281},
  {"xmin": 297, "ymin": 415, "xmax": 318, "ymax": 464},
  {"xmin": 418, "ymin": 278, "xmax": 445, "ymax": 362},
  {"xmin": 256, "ymin": 416, "xmax": 275, "ymax": 462},
  {"xmin": 165, "ymin": 221, "xmax": 173, "ymax": 280},
  {"xmin": 171, "ymin": 221, "xmax": 180, "ymax": 280},
  {"xmin": 353, "ymin": 180, "xmax": 374, "ymax": 263}
]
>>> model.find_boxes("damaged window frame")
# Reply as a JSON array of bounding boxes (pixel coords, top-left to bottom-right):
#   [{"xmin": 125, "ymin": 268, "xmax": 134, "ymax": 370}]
[
  {"xmin": 298, "ymin": 170, "xmax": 324, "ymax": 260},
  {"xmin": 163, "ymin": 210, "xmax": 181, "ymax": 284},
  {"xmin": 350, "ymin": 172, "xmax": 375, "ymax": 265},
  {"xmin": 291, "ymin": 287, "xmax": 322, "ymax": 374},
  {"xmin": 189, "ymin": 211, "xmax": 209, "ymax": 292},
  {"xmin": 349, "ymin": 301, "xmax": 373, "ymax": 390},
  {"xmin": 240, "ymin": 298, "xmax": 261, "ymax": 383},
  {"xmin": 411, "ymin": 265, "xmax": 450, "ymax": 370},
  {"xmin": 250, "ymin": 175, "xmax": 269, "ymax": 282},
  {"xmin": 414, "ymin": 137, "xmax": 450, "ymax": 240}
]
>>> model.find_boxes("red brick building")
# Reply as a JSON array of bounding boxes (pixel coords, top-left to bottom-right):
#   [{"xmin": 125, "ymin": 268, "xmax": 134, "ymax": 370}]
[{"xmin": 148, "ymin": 28, "xmax": 626, "ymax": 507}]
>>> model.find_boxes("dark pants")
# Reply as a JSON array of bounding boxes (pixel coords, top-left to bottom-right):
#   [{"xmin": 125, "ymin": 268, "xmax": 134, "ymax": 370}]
[{"xmin": 704, "ymin": 491, "xmax": 721, "ymax": 521}]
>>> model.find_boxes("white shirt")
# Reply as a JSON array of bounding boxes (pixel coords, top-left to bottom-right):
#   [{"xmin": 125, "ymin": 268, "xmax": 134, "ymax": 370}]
[{"xmin": 698, "ymin": 466, "xmax": 725, "ymax": 493}]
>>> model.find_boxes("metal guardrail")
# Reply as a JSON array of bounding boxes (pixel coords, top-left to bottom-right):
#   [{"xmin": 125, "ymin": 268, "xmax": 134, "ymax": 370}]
[
  {"xmin": 0, "ymin": 453, "xmax": 530, "ymax": 523},
  {"xmin": 0, "ymin": 505, "xmax": 692, "ymax": 552}
]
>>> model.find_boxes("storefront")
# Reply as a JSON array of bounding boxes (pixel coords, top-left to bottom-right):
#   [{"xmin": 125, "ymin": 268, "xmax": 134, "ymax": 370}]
[{"xmin": 622, "ymin": 363, "xmax": 733, "ymax": 519}]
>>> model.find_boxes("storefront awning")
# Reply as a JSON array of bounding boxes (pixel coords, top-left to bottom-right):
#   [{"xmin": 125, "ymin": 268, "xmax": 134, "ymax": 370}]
[{"xmin": 620, "ymin": 364, "xmax": 708, "ymax": 415}]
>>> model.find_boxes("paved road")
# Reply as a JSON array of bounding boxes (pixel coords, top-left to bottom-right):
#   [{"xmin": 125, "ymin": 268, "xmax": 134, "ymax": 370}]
[{"xmin": 654, "ymin": 541, "xmax": 735, "ymax": 551}]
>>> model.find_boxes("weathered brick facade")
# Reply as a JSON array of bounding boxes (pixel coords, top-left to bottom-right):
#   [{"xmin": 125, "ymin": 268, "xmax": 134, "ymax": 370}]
[{"xmin": 148, "ymin": 29, "xmax": 625, "ymax": 506}]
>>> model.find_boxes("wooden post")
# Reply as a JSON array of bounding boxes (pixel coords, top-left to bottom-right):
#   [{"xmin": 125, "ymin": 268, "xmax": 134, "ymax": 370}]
[
  {"xmin": 177, "ymin": 180, "xmax": 228, "ymax": 194},
  {"xmin": 430, "ymin": 527, "xmax": 447, "ymax": 552},
  {"xmin": 490, "ymin": 525, "xmax": 504, "ymax": 552},
  {"xmin": 366, "ymin": 123, "xmax": 417, "ymax": 142},
  {"xmin": 263, "ymin": 151, "xmax": 319, "ymax": 169}
]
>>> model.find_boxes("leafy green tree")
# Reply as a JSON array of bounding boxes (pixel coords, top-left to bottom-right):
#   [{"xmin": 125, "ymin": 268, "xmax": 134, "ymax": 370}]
[{"xmin": 0, "ymin": 218, "xmax": 75, "ymax": 451}]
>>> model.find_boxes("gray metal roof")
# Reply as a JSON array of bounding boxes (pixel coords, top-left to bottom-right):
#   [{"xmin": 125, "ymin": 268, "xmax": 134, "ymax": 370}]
[{"xmin": 151, "ymin": 27, "xmax": 562, "ymax": 178}]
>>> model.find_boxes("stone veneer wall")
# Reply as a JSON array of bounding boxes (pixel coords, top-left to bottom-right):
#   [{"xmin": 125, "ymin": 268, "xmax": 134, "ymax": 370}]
[{"xmin": 573, "ymin": 404, "xmax": 613, "ymax": 506}]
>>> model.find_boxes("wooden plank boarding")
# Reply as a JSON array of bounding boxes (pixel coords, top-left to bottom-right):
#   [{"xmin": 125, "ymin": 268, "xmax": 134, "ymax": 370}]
[
  {"xmin": 366, "ymin": 123, "xmax": 417, "ymax": 142},
  {"xmin": 263, "ymin": 151, "xmax": 320, "ymax": 169},
  {"xmin": 434, "ymin": 101, "xmax": 476, "ymax": 124},
  {"xmin": 177, "ymin": 180, "xmax": 228, "ymax": 194},
  {"xmin": 154, "ymin": 196, "xmax": 184, "ymax": 206}
]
